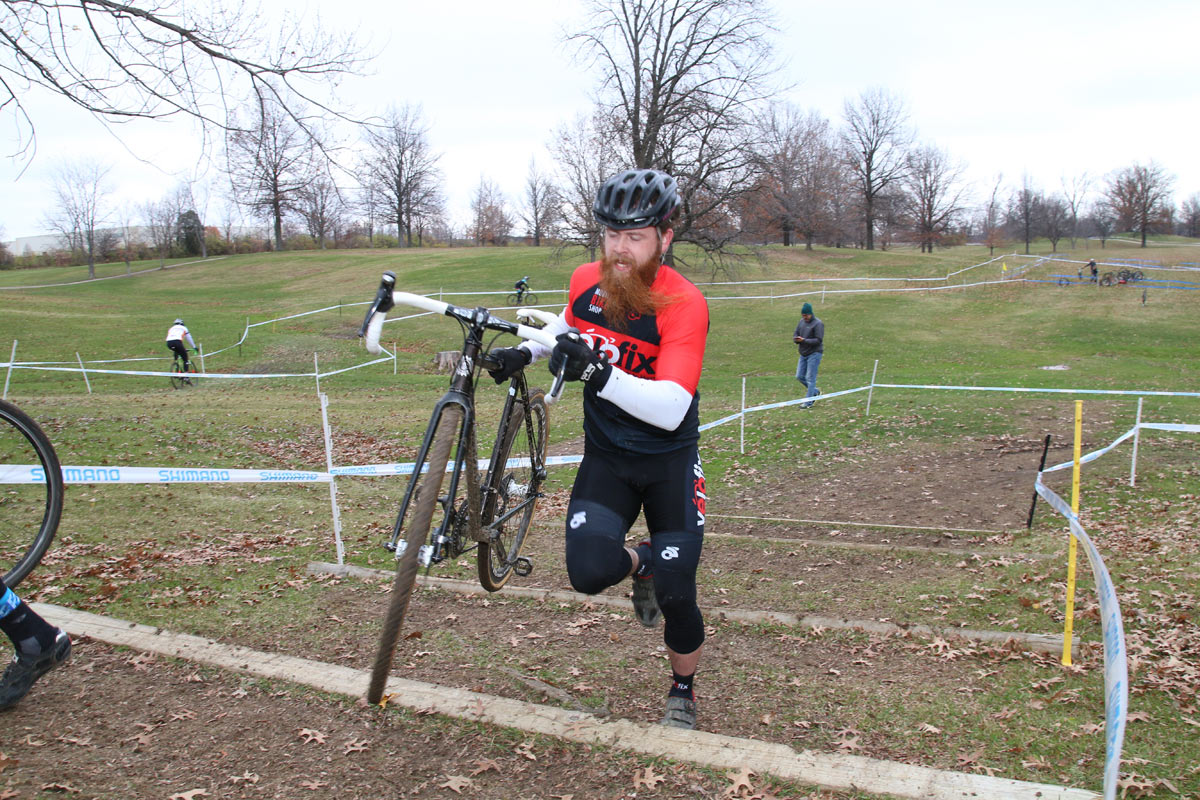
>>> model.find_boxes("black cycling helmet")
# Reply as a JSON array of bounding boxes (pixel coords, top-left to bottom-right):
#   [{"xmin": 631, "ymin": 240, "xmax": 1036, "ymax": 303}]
[{"xmin": 593, "ymin": 169, "xmax": 680, "ymax": 230}]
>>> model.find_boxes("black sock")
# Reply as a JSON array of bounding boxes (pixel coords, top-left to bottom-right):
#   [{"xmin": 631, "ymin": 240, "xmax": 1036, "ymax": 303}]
[
  {"xmin": 634, "ymin": 542, "xmax": 653, "ymax": 577},
  {"xmin": 669, "ymin": 671, "xmax": 695, "ymax": 701},
  {"xmin": 0, "ymin": 601, "xmax": 57, "ymax": 656}
]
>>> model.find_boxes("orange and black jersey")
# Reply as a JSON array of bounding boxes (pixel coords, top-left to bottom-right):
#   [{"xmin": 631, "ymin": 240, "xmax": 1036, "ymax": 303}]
[{"xmin": 564, "ymin": 261, "xmax": 709, "ymax": 454}]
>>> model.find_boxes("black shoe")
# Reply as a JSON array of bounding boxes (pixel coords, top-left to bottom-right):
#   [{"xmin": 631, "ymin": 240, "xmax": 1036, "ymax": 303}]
[
  {"xmin": 631, "ymin": 574, "xmax": 662, "ymax": 627},
  {"xmin": 0, "ymin": 629, "xmax": 70, "ymax": 711},
  {"xmin": 661, "ymin": 695, "xmax": 697, "ymax": 729}
]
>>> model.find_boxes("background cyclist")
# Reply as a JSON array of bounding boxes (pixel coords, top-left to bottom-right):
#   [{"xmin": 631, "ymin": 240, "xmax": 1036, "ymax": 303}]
[
  {"xmin": 487, "ymin": 169, "xmax": 709, "ymax": 731},
  {"xmin": 514, "ymin": 276, "xmax": 530, "ymax": 303},
  {"xmin": 165, "ymin": 318, "xmax": 197, "ymax": 369}
]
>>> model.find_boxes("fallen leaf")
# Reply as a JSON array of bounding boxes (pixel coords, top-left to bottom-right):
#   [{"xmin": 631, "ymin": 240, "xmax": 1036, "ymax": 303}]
[
  {"xmin": 229, "ymin": 772, "xmax": 260, "ymax": 785},
  {"xmin": 724, "ymin": 766, "xmax": 756, "ymax": 798},
  {"xmin": 297, "ymin": 728, "xmax": 326, "ymax": 745},
  {"xmin": 299, "ymin": 779, "xmax": 328, "ymax": 790},
  {"xmin": 470, "ymin": 758, "xmax": 501, "ymax": 776},
  {"xmin": 439, "ymin": 775, "xmax": 475, "ymax": 794},
  {"xmin": 917, "ymin": 723, "xmax": 942, "ymax": 734},
  {"xmin": 633, "ymin": 766, "xmax": 665, "ymax": 790},
  {"xmin": 343, "ymin": 739, "xmax": 369, "ymax": 754},
  {"xmin": 168, "ymin": 790, "xmax": 208, "ymax": 800}
]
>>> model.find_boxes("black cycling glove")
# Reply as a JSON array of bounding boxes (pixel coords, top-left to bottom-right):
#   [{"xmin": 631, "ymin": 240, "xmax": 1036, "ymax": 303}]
[
  {"xmin": 487, "ymin": 347, "xmax": 531, "ymax": 384},
  {"xmin": 548, "ymin": 332, "xmax": 611, "ymax": 390}
]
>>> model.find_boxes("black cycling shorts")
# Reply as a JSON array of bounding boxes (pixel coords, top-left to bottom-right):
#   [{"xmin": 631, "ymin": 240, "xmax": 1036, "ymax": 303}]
[{"xmin": 564, "ymin": 444, "xmax": 706, "ymax": 654}]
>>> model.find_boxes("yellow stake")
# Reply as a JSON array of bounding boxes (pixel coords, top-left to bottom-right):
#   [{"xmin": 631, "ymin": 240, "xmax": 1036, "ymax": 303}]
[{"xmin": 1062, "ymin": 400, "xmax": 1082, "ymax": 665}]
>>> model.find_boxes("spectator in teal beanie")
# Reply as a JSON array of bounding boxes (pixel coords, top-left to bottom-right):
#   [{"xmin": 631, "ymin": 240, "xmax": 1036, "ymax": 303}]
[{"xmin": 792, "ymin": 302, "xmax": 824, "ymax": 408}]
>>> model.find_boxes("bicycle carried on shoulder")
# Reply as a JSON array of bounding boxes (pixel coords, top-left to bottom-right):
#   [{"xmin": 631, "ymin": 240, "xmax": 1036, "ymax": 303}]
[
  {"xmin": 358, "ymin": 271, "xmax": 567, "ymax": 704},
  {"xmin": 0, "ymin": 399, "xmax": 64, "ymax": 588},
  {"xmin": 170, "ymin": 352, "xmax": 198, "ymax": 389}
]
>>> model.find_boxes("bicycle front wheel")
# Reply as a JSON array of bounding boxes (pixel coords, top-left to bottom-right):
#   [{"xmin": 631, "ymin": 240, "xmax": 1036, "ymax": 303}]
[
  {"xmin": 523, "ymin": 292, "xmax": 539, "ymax": 306},
  {"xmin": 185, "ymin": 362, "xmax": 199, "ymax": 387},
  {"xmin": 0, "ymin": 400, "xmax": 64, "ymax": 588},
  {"xmin": 367, "ymin": 404, "xmax": 463, "ymax": 705},
  {"xmin": 170, "ymin": 362, "xmax": 185, "ymax": 390},
  {"xmin": 478, "ymin": 388, "xmax": 547, "ymax": 591}
]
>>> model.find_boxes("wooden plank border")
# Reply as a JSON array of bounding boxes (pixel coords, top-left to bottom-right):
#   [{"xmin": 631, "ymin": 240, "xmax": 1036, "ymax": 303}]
[{"xmin": 33, "ymin": 603, "xmax": 1098, "ymax": 800}]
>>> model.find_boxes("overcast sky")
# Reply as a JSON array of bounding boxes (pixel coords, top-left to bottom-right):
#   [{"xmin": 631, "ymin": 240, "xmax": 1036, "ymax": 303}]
[{"xmin": 3, "ymin": 0, "xmax": 1197, "ymax": 241}]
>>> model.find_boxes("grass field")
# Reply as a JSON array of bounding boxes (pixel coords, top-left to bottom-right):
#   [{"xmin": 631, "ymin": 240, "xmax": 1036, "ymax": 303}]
[{"xmin": 1, "ymin": 239, "xmax": 1197, "ymax": 799}]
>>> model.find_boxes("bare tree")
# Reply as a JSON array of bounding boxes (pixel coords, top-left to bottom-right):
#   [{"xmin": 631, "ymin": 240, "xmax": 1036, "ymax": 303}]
[
  {"xmin": 226, "ymin": 101, "xmax": 315, "ymax": 250},
  {"xmin": 470, "ymin": 177, "xmax": 513, "ymax": 246},
  {"xmin": 1006, "ymin": 175, "xmax": 1043, "ymax": 255},
  {"xmin": 1104, "ymin": 162, "xmax": 1175, "ymax": 247},
  {"xmin": 42, "ymin": 159, "xmax": 112, "ymax": 277},
  {"xmin": 1, "ymin": 0, "xmax": 366, "ymax": 166},
  {"xmin": 551, "ymin": 110, "xmax": 623, "ymax": 259},
  {"xmin": 753, "ymin": 106, "xmax": 839, "ymax": 249},
  {"xmin": 569, "ymin": 0, "xmax": 779, "ymax": 268},
  {"xmin": 1041, "ymin": 194, "xmax": 1070, "ymax": 253},
  {"xmin": 1061, "ymin": 173, "xmax": 1090, "ymax": 249},
  {"xmin": 296, "ymin": 177, "xmax": 343, "ymax": 248},
  {"xmin": 520, "ymin": 159, "xmax": 561, "ymax": 246},
  {"xmin": 841, "ymin": 88, "xmax": 911, "ymax": 251},
  {"xmin": 142, "ymin": 191, "xmax": 184, "ymax": 268},
  {"xmin": 902, "ymin": 144, "xmax": 967, "ymax": 253},
  {"xmin": 1179, "ymin": 193, "xmax": 1200, "ymax": 239},
  {"xmin": 978, "ymin": 174, "xmax": 1006, "ymax": 256},
  {"xmin": 1085, "ymin": 202, "xmax": 1115, "ymax": 248},
  {"xmin": 359, "ymin": 104, "xmax": 443, "ymax": 247}
]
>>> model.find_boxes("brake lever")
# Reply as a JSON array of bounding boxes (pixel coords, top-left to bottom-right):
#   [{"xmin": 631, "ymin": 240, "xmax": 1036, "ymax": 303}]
[{"xmin": 358, "ymin": 271, "xmax": 397, "ymax": 337}]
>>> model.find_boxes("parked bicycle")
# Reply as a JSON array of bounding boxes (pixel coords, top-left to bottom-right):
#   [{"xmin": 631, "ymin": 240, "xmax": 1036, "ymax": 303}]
[
  {"xmin": 506, "ymin": 289, "xmax": 539, "ymax": 306},
  {"xmin": 0, "ymin": 399, "xmax": 64, "ymax": 588},
  {"xmin": 170, "ymin": 352, "xmax": 198, "ymax": 389},
  {"xmin": 358, "ymin": 271, "xmax": 567, "ymax": 704}
]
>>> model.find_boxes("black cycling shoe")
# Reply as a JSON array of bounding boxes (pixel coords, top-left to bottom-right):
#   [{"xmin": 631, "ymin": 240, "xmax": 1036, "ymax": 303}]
[
  {"xmin": 631, "ymin": 574, "xmax": 662, "ymax": 627},
  {"xmin": 0, "ymin": 629, "xmax": 71, "ymax": 711},
  {"xmin": 660, "ymin": 695, "xmax": 697, "ymax": 729}
]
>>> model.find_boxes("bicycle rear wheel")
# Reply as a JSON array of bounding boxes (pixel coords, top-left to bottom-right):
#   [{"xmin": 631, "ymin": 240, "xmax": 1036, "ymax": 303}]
[
  {"xmin": 478, "ymin": 388, "xmax": 547, "ymax": 591},
  {"xmin": 506, "ymin": 293, "xmax": 521, "ymax": 306},
  {"xmin": 367, "ymin": 404, "xmax": 463, "ymax": 705},
  {"xmin": 0, "ymin": 400, "xmax": 64, "ymax": 588}
]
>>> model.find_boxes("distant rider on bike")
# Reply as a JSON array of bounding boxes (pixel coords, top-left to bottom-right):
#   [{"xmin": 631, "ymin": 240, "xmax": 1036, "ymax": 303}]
[
  {"xmin": 514, "ymin": 276, "xmax": 530, "ymax": 303},
  {"xmin": 166, "ymin": 318, "xmax": 197, "ymax": 369}
]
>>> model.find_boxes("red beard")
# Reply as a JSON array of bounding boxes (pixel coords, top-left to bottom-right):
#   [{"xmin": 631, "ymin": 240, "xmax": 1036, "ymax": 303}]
[{"xmin": 598, "ymin": 246, "xmax": 662, "ymax": 330}]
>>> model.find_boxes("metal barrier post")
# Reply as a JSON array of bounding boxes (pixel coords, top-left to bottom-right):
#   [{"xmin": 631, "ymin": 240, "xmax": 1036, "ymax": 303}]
[
  {"xmin": 319, "ymin": 392, "xmax": 346, "ymax": 565},
  {"xmin": 198, "ymin": 343, "xmax": 206, "ymax": 374},
  {"xmin": 1130, "ymin": 397, "xmax": 1143, "ymax": 487},
  {"xmin": 740, "ymin": 377, "xmax": 746, "ymax": 455},
  {"xmin": 3, "ymin": 340, "xmax": 16, "ymax": 400},
  {"xmin": 76, "ymin": 353, "xmax": 92, "ymax": 394},
  {"xmin": 865, "ymin": 359, "xmax": 879, "ymax": 417}
]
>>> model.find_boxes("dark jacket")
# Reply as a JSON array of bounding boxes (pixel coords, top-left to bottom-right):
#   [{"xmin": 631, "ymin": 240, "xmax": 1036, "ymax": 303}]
[{"xmin": 793, "ymin": 316, "xmax": 824, "ymax": 356}]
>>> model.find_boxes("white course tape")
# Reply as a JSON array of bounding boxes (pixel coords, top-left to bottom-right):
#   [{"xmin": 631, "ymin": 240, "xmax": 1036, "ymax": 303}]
[
  {"xmin": 1033, "ymin": 477, "xmax": 1127, "ymax": 800},
  {"xmin": 1137, "ymin": 422, "xmax": 1200, "ymax": 433},
  {"xmin": 330, "ymin": 453, "xmax": 583, "ymax": 477},
  {"xmin": 875, "ymin": 383, "xmax": 1200, "ymax": 398},
  {"xmin": 1042, "ymin": 429, "xmax": 1137, "ymax": 474},
  {"xmin": 6, "ymin": 356, "xmax": 393, "ymax": 380},
  {"xmin": 0, "ymin": 465, "xmax": 329, "ymax": 484}
]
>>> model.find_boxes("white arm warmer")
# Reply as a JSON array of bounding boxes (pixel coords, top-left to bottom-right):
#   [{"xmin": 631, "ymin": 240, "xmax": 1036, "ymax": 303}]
[
  {"xmin": 596, "ymin": 368, "xmax": 693, "ymax": 431},
  {"xmin": 520, "ymin": 312, "xmax": 571, "ymax": 362}
]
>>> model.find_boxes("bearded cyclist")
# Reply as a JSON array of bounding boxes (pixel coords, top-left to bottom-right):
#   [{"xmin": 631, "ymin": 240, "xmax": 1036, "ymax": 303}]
[
  {"xmin": 165, "ymin": 318, "xmax": 197, "ymax": 370},
  {"xmin": 486, "ymin": 169, "xmax": 709, "ymax": 730}
]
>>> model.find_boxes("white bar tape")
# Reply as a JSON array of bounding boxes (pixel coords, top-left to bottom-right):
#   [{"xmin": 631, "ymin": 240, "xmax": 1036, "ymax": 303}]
[{"xmin": 1034, "ymin": 477, "xmax": 1128, "ymax": 800}]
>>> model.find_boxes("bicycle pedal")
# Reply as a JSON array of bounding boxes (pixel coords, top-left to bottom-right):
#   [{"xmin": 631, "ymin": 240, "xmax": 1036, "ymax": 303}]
[{"xmin": 513, "ymin": 556, "xmax": 533, "ymax": 577}]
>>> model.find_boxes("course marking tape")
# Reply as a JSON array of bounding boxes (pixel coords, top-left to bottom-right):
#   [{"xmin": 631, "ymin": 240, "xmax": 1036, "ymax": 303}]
[
  {"xmin": 1033, "ymin": 477, "xmax": 1127, "ymax": 800},
  {"xmin": 875, "ymin": 383, "xmax": 1200, "ymax": 398},
  {"xmin": 0, "ymin": 464, "xmax": 330, "ymax": 484}
]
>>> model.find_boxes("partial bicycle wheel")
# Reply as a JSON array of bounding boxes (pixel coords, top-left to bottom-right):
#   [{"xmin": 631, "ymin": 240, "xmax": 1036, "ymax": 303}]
[
  {"xmin": 478, "ymin": 388, "xmax": 547, "ymax": 591},
  {"xmin": 170, "ymin": 360, "xmax": 186, "ymax": 390},
  {"xmin": 184, "ymin": 362, "xmax": 199, "ymax": 387},
  {"xmin": 506, "ymin": 293, "xmax": 521, "ymax": 306},
  {"xmin": 523, "ymin": 292, "xmax": 539, "ymax": 306},
  {"xmin": 1057, "ymin": 277, "xmax": 1070, "ymax": 286},
  {"xmin": 1099, "ymin": 272, "xmax": 1115, "ymax": 287},
  {"xmin": 366, "ymin": 405, "xmax": 463, "ymax": 705},
  {"xmin": 0, "ymin": 400, "xmax": 64, "ymax": 588}
]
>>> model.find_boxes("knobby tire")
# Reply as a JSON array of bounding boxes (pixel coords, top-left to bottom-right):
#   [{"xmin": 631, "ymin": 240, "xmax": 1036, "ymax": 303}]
[
  {"xmin": 477, "ymin": 389, "xmax": 547, "ymax": 591},
  {"xmin": 0, "ymin": 399, "xmax": 64, "ymax": 588},
  {"xmin": 366, "ymin": 405, "xmax": 463, "ymax": 705}
]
